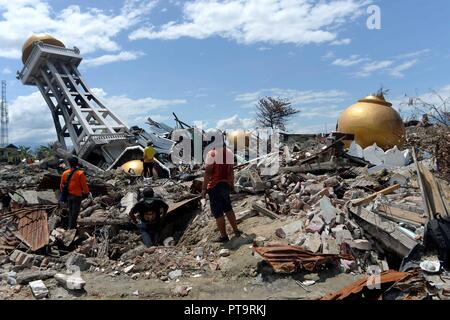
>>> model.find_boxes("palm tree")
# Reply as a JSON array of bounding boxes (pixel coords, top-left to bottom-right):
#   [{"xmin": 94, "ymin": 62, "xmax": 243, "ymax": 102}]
[
  {"xmin": 35, "ymin": 143, "xmax": 56, "ymax": 160},
  {"xmin": 17, "ymin": 145, "xmax": 33, "ymax": 160}
]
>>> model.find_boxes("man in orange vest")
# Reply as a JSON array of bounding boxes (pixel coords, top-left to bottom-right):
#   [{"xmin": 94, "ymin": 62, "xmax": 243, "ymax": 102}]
[
  {"xmin": 202, "ymin": 140, "xmax": 241, "ymax": 243},
  {"xmin": 60, "ymin": 156, "xmax": 90, "ymax": 229}
]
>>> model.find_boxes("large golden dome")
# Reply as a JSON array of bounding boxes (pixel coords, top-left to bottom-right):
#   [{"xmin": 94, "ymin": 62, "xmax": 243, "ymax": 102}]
[
  {"xmin": 337, "ymin": 94, "xmax": 406, "ymax": 150},
  {"xmin": 22, "ymin": 34, "xmax": 65, "ymax": 64}
]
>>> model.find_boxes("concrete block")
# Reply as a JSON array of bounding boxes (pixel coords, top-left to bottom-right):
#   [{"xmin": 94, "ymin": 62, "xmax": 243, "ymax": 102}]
[
  {"xmin": 347, "ymin": 239, "xmax": 371, "ymax": 251},
  {"xmin": 54, "ymin": 273, "xmax": 86, "ymax": 290},
  {"xmin": 303, "ymin": 232, "xmax": 322, "ymax": 253},
  {"xmin": 29, "ymin": 280, "xmax": 48, "ymax": 299},
  {"xmin": 306, "ymin": 215, "xmax": 325, "ymax": 233},
  {"xmin": 275, "ymin": 220, "xmax": 303, "ymax": 238}
]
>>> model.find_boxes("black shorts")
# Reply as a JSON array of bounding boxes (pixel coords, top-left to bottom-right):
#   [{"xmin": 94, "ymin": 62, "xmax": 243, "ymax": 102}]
[{"xmin": 208, "ymin": 181, "xmax": 232, "ymax": 219}]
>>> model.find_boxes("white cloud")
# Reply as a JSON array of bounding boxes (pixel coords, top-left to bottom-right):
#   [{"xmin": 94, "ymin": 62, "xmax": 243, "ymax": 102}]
[
  {"xmin": 0, "ymin": 0, "xmax": 157, "ymax": 59},
  {"xmin": 129, "ymin": 0, "xmax": 368, "ymax": 46},
  {"xmin": 322, "ymin": 51, "xmax": 335, "ymax": 60},
  {"xmin": 83, "ymin": 51, "xmax": 145, "ymax": 67},
  {"xmin": 1, "ymin": 67, "xmax": 12, "ymax": 74},
  {"xmin": 258, "ymin": 47, "xmax": 271, "ymax": 51},
  {"xmin": 332, "ymin": 55, "xmax": 367, "ymax": 67},
  {"xmin": 356, "ymin": 60, "xmax": 394, "ymax": 77},
  {"xmin": 8, "ymin": 89, "xmax": 186, "ymax": 146},
  {"xmin": 332, "ymin": 49, "xmax": 429, "ymax": 78},
  {"xmin": 216, "ymin": 114, "xmax": 256, "ymax": 131},
  {"xmin": 395, "ymin": 49, "xmax": 430, "ymax": 60},
  {"xmin": 331, "ymin": 38, "xmax": 351, "ymax": 45},
  {"xmin": 235, "ymin": 88, "xmax": 348, "ymax": 106},
  {"xmin": 389, "ymin": 59, "xmax": 418, "ymax": 78}
]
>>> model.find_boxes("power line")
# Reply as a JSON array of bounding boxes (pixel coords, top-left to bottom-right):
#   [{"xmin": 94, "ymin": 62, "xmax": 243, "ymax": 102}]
[{"xmin": 1, "ymin": 80, "xmax": 8, "ymax": 147}]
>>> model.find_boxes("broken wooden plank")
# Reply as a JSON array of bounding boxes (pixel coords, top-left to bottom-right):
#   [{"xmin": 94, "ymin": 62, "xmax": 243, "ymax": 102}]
[
  {"xmin": 77, "ymin": 217, "xmax": 130, "ymax": 227},
  {"xmin": 252, "ymin": 202, "xmax": 281, "ymax": 219},
  {"xmin": 351, "ymin": 184, "xmax": 400, "ymax": 207},
  {"xmin": 349, "ymin": 205, "xmax": 418, "ymax": 257},
  {"xmin": 376, "ymin": 203, "xmax": 426, "ymax": 226},
  {"xmin": 235, "ymin": 209, "xmax": 257, "ymax": 224}
]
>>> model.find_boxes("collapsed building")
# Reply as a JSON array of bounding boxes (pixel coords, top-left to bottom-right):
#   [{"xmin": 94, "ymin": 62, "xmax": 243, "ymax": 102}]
[{"xmin": 0, "ymin": 35, "xmax": 449, "ymax": 300}]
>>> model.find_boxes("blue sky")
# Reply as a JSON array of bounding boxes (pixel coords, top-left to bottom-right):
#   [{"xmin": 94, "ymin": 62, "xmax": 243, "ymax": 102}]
[{"xmin": 1, "ymin": 0, "xmax": 449, "ymax": 147}]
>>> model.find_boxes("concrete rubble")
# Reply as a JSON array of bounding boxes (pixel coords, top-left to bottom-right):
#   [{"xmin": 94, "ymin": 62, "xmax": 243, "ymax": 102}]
[{"xmin": 0, "ymin": 129, "xmax": 449, "ymax": 300}]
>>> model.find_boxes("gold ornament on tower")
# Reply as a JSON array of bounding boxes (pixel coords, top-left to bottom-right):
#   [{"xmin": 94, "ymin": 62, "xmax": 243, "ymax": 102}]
[
  {"xmin": 337, "ymin": 93, "xmax": 406, "ymax": 150},
  {"xmin": 22, "ymin": 34, "xmax": 65, "ymax": 64}
]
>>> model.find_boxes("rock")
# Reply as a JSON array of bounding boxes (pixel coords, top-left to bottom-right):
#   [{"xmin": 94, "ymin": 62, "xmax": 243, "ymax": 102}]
[
  {"xmin": 304, "ymin": 183, "xmax": 324, "ymax": 196},
  {"xmin": 321, "ymin": 236, "xmax": 339, "ymax": 255},
  {"xmin": 120, "ymin": 191, "xmax": 138, "ymax": 216},
  {"xmin": 120, "ymin": 245, "xmax": 147, "ymax": 261},
  {"xmin": 66, "ymin": 253, "xmax": 90, "ymax": 271},
  {"xmin": 54, "ymin": 273, "xmax": 86, "ymax": 290},
  {"xmin": 275, "ymin": 220, "xmax": 303, "ymax": 238},
  {"xmin": 123, "ymin": 265, "xmax": 135, "ymax": 273},
  {"xmin": 306, "ymin": 215, "xmax": 324, "ymax": 233},
  {"xmin": 323, "ymin": 177, "xmax": 340, "ymax": 188},
  {"xmin": 16, "ymin": 270, "xmax": 57, "ymax": 285},
  {"xmin": 293, "ymin": 234, "xmax": 307, "ymax": 246},
  {"xmin": 303, "ymin": 273, "xmax": 320, "ymax": 281},
  {"xmin": 29, "ymin": 280, "xmax": 48, "ymax": 299},
  {"xmin": 319, "ymin": 196, "xmax": 338, "ymax": 226},
  {"xmin": 217, "ymin": 257, "xmax": 233, "ymax": 272},
  {"xmin": 131, "ymin": 273, "xmax": 140, "ymax": 280},
  {"xmin": 348, "ymin": 239, "xmax": 371, "ymax": 251},
  {"xmin": 37, "ymin": 190, "xmax": 58, "ymax": 204},
  {"xmin": 172, "ymin": 285, "xmax": 192, "ymax": 297},
  {"xmin": 163, "ymin": 237, "xmax": 175, "ymax": 246},
  {"xmin": 303, "ymin": 232, "xmax": 322, "ymax": 253},
  {"xmin": 12, "ymin": 190, "xmax": 39, "ymax": 205},
  {"xmin": 340, "ymin": 259, "xmax": 357, "ymax": 273},
  {"xmin": 9, "ymin": 250, "xmax": 34, "ymax": 267},
  {"xmin": 219, "ymin": 249, "xmax": 230, "ymax": 257},
  {"xmin": 168, "ymin": 269, "xmax": 182, "ymax": 280},
  {"xmin": 132, "ymin": 290, "xmax": 139, "ymax": 296},
  {"xmin": 193, "ymin": 247, "xmax": 204, "ymax": 258},
  {"xmin": 254, "ymin": 236, "xmax": 266, "ymax": 247},
  {"xmin": 334, "ymin": 229, "xmax": 353, "ymax": 245}
]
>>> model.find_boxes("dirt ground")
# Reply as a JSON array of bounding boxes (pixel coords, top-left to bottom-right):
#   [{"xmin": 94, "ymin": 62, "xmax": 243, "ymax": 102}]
[{"xmin": 3, "ymin": 213, "xmax": 364, "ymax": 300}]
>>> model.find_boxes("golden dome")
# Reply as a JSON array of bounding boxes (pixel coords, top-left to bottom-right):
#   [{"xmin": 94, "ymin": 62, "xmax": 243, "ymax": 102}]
[
  {"xmin": 121, "ymin": 160, "xmax": 143, "ymax": 176},
  {"xmin": 22, "ymin": 34, "xmax": 65, "ymax": 64},
  {"xmin": 337, "ymin": 94, "xmax": 406, "ymax": 150}
]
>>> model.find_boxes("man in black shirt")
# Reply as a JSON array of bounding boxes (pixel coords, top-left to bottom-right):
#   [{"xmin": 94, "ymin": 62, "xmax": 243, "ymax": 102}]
[{"xmin": 129, "ymin": 187, "xmax": 169, "ymax": 247}]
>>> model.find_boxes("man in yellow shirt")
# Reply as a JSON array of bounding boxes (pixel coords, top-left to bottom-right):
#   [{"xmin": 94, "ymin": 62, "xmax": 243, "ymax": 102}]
[{"xmin": 143, "ymin": 142, "xmax": 156, "ymax": 178}]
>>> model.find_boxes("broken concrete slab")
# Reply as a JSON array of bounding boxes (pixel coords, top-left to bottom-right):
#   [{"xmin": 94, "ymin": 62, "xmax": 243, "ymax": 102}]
[
  {"xmin": 306, "ymin": 215, "xmax": 325, "ymax": 233},
  {"xmin": 275, "ymin": 220, "xmax": 303, "ymax": 239},
  {"xmin": 16, "ymin": 270, "xmax": 57, "ymax": 285},
  {"xmin": 334, "ymin": 229, "xmax": 353, "ymax": 245},
  {"xmin": 303, "ymin": 232, "xmax": 322, "ymax": 253},
  {"xmin": 36, "ymin": 190, "xmax": 58, "ymax": 204},
  {"xmin": 321, "ymin": 236, "xmax": 340, "ymax": 255},
  {"xmin": 9, "ymin": 250, "xmax": 34, "ymax": 267},
  {"xmin": 29, "ymin": 279, "xmax": 49, "ymax": 299},
  {"xmin": 120, "ymin": 191, "xmax": 138, "ymax": 216},
  {"xmin": 168, "ymin": 269, "xmax": 182, "ymax": 280},
  {"xmin": 319, "ymin": 196, "xmax": 338, "ymax": 226},
  {"xmin": 347, "ymin": 239, "xmax": 371, "ymax": 251},
  {"xmin": 54, "ymin": 273, "xmax": 86, "ymax": 290},
  {"xmin": 65, "ymin": 253, "xmax": 90, "ymax": 272}
]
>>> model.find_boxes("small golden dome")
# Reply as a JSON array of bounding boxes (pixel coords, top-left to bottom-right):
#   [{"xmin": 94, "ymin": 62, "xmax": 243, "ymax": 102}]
[
  {"xmin": 120, "ymin": 160, "xmax": 144, "ymax": 176},
  {"xmin": 337, "ymin": 94, "xmax": 406, "ymax": 150},
  {"xmin": 22, "ymin": 34, "xmax": 65, "ymax": 64}
]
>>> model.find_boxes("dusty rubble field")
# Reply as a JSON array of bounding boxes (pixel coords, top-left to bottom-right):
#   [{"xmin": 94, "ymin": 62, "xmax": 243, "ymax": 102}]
[{"xmin": 1, "ymin": 130, "xmax": 450, "ymax": 300}]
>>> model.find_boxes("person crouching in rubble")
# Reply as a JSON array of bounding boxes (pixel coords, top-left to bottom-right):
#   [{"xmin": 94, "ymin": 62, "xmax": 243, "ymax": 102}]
[
  {"xmin": 60, "ymin": 156, "xmax": 90, "ymax": 229},
  {"xmin": 129, "ymin": 187, "xmax": 169, "ymax": 247},
  {"xmin": 202, "ymin": 137, "xmax": 242, "ymax": 243}
]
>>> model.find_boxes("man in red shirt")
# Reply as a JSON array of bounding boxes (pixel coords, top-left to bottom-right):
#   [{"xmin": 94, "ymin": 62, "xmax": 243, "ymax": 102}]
[
  {"xmin": 60, "ymin": 157, "xmax": 90, "ymax": 229},
  {"xmin": 202, "ymin": 141, "xmax": 241, "ymax": 243}
]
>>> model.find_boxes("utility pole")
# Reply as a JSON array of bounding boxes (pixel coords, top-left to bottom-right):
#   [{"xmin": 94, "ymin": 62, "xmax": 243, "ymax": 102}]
[{"xmin": 0, "ymin": 80, "xmax": 7, "ymax": 147}]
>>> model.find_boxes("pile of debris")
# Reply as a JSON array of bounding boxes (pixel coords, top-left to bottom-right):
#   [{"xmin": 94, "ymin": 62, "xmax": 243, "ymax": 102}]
[{"xmin": 0, "ymin": 130, "xmax": 449, "ymax": 300}]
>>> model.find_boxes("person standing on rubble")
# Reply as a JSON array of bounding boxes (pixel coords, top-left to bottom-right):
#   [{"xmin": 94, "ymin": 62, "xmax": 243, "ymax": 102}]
[
  {"xmin": 60, "ymin": 156, "xmax": 90, "ymax": 229},
  {"xmin": 202, "ymin": 136, "xmax": 242, "ymax": 243},
  {"xmin": 129, "ymin": 187, "xmax": 168, "ymax": 247},
  {"xmin": 143, "ymin": 141, "xmax": 156, "ymax": 178}
]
